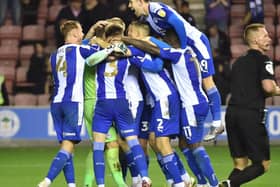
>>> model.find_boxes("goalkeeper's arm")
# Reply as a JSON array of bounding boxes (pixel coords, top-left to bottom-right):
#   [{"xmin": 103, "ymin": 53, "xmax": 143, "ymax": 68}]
[{"xmin": 85, "ymin": 47, "xmax": 114, "ymax": 66}]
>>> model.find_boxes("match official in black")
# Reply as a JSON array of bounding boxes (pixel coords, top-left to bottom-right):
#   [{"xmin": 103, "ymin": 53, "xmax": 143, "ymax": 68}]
[{"xmin": 220, "ymin": 23, "xmax": 280, "ymax": 187}]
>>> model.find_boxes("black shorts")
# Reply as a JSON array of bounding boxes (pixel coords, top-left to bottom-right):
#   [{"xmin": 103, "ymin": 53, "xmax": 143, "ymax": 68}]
[{"xmin": 225, "ymin": 106, "xmax": 270, "ymax": 162}]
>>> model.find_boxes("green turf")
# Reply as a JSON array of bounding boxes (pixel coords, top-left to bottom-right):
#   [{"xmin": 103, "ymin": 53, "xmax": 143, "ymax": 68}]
[{"xmin": 0, "ymin": 145, "xmax": 279, "ymax": 187}]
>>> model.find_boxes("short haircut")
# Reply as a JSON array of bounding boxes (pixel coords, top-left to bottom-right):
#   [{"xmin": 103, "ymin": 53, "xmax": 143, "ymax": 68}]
[
  {"xmin": 107, "ymin": 17, "xmax": 126, "ymax": 31},
  {"xmin": 243, "ymin": 23, "xmax": 265, "ymax": 44},
  {"xmin": 129, "ymin": 21, "xmax": 150, "ymax": 36},
  {"xmin": 60, "ymin": 20, "xmax": 80, "ymax": 39},
  {"xmin": 105, "ymin": 23, "xmax": 125, "ymax": 38}
]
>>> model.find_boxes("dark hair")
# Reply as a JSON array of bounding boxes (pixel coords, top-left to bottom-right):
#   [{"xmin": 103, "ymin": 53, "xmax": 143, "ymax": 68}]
[{"xmin": 105, "ymin": 24, "xmax": 124, "ymax": 38}]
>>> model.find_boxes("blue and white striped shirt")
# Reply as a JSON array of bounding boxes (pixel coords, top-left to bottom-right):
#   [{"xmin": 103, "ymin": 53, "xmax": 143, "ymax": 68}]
[{"xmin": 50, "ymin": 44, "xmax": 97, "ymax": 103}]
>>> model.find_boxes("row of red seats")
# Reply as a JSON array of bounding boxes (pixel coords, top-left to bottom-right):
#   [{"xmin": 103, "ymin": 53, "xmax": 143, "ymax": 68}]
[{"xmin": 8, "ymin": 93, "xmax": 50, "ymax": 106}]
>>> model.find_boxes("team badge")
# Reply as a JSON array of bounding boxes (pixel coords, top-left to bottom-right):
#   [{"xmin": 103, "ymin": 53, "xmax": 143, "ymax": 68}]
[
  {"xmin": 157, "ymin": 9, "xmax": 166, "ymax": 18},
  {"xmin": 265, "ymin": 61, "xmax": 274, "ymax": 75}
]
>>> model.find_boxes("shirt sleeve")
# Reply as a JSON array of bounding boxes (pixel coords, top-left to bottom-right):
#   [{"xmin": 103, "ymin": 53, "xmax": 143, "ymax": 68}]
[
  {"xmin": 128, "ymin": 46, "xmax": 145, "ymax": 57},
  {"xmin": 261, "ymin": 55, "xmax": 275, "ymax": 80},
  {"xmin": 79, "ymin": 45, "xmax": 98, "ymax": 59},
  {"xmin": 159, "ymin": 48, "xmax": 182, "ymax": 63},
  {"xmin": 129, "ymin": 55, "xmax": 163, "ymax": 73}
]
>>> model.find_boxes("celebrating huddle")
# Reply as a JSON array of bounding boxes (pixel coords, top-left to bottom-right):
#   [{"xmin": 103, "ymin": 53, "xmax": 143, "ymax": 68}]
[{"xmin": 37, "ymin": 1, "xmax": 225, "ymax": 187}]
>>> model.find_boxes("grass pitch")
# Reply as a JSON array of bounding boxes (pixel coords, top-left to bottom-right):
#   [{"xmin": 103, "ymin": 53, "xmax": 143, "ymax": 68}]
[{"xmin": 0, "ymin": 144, "xmax": 279, "ymax": 187}]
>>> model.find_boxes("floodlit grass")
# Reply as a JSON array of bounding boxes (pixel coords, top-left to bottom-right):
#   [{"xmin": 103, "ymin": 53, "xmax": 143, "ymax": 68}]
[{"xmin": 0, "ymin": 145, "xmax": 279, "ymax": 187}]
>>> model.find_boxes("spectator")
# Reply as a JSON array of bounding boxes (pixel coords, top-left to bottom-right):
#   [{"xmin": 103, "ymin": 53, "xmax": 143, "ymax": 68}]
[
  {"xmin": 243, "ymin": 0, "xmax": 264, "ymax": 26},
  {"xmin": 180, "ymin": 1, "xmax": 196, "ymax": 27},
  {"xmin": 204, "ymin": 0, "xmax": 230, "ymax": 33},
  {"xmin": 206, "ymin": 24, "xmax": 231, "ymax": 61},
  {"xmin": 85, "ymin": 0, "xmax": 111, "ymax": 28},
  {"xmin": 27, "ymin": 42, "xmax": 48, "ymax": 94},
  {"xmin": 113, "ymin": 0, "xmax": 135, "ymax": 27},
  {"xmin": 212, "ymin": 49, "xmax": 231, "ymax": 105},
  {"xmin": 55, "ymin": 0, "xmax": 88, "ymax": 47},
  {"xmin": 21, "ymin": 0, "xmax": 39, "ymax": 26},
  {"xmin": 206, "ymin": 23, "xmax": 231, "ymax": 104},
  {"xmin": 0, "ymin": 74, "xmax": 9, "ymax": 106},
  {"xmin": 0, "ymin": 0, "xmax": 21, "ymax": 26}
]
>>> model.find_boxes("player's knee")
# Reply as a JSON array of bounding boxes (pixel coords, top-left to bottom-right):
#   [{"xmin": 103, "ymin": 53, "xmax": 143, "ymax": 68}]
[
  {"xmin": 262, "ymin": 160, "xmax": 271, "ymax": 172},
  {"xmin": 106, "ymin": 141, "xmax": 119, "ymax": 149}
]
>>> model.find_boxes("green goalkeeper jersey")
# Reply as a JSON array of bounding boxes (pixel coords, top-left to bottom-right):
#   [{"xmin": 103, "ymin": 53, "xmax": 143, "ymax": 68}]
[{"xmin": 84, "ymin": 64, "xmax": 96, "ymax": 100}]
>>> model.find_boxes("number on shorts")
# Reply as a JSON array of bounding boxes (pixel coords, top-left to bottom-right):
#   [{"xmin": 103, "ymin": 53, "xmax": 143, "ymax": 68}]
[
  {"xmin": 183, "ymin": 126, "xmax": 192, "ymax": 139},
  {"xmin": 157, "ymin": 118, "xmax": 163, "ymax": 133},
  {"xmin": 141, "ymin": 121, "xmax": 149, "ymax": 132}
]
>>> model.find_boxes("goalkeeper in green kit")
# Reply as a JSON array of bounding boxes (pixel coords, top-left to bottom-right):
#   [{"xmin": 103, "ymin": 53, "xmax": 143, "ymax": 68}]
[{"xmin": 83, "ymin": 18, "xmax": 127, "ymax": 187}]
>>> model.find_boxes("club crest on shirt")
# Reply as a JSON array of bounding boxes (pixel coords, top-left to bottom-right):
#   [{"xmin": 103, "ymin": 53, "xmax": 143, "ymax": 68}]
[
  {"xmin": 157, "ymin": 9, "xmax": 166, "ymax": 18},
  {"xmin": 265, "ymin": 61, "xmax": 274, "ymax": 75}
]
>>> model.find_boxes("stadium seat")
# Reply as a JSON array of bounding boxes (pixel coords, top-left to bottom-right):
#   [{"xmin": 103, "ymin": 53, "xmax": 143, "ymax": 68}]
[
  {"xmin": 19, "ymin": 45, "xmax": 34, "ymax": 67},
  {"xmin": 231, "ymin": 0, "xmax": 245, "ymax": 4},
  {"xmin": 272, "ymin": 96, "xmax": 280, "ymax": 105},
  {"xmin": 265, "ymin": 97, "xmax": 273, "ymax": 105},
  {"xmin": 230, "ymin": 38, "xmax": 244, "ymax": 45},
  {"xmin": 266, "ymin": 47, "xmax": 274, "ymax": 61},
  {"xmin": 46, "ymin": 25, "xmax": 55, "ymax": 40},
  {"xmin": 15, "ymin": 67, "xmax": 35, "ymax": 92},
  {"xmin": 230, "ymin": 4, "xmax": 246, "ymax": 18},
  {"xmin": 14, "ymin": 93, "xmax": 37, "ymax": 106},
  {"xmin": 8, "ymin": 94, "xmax": 14, "ymax": 105},
  {"xmin": 0, "ymin": 60, "xmax": 17, "ymax": 67},
  {"xmin": 37, "ymin": 5, "xmax": 48, "ymax": 25},
  {"xmin": 265, "ymin": 23, "xmax": 275, "ymax": 42},
  {"xmin": 230, "ymin": 44, "xmax": 247, "ymax": 59},
  {"xmin": 0, "ymin": 25, "xmax": 22, "ymax": 40},
  {"xmin": 276, "ymin": 24, "xmax": 280, "ymax": 39},
  {"xmin": 264, "ymin": 17, "xmax": 274, "ymax": 25},
  {"xmin": 0, "ymin": 39, "xmax": 20, "ymax": 47},
  {"xmin": 229, "ymin": 24, "xmax": 243, "ymax": 38},
  {"xmin": 22, "ymin": 25, "xmax": 46, "ymax": 43},
  {"xmin": 264, "ymin": 3, "xmax": 276, "ymax": 18},
  {"xmin": 48, "ymin": 5, "xmax": 64, "ymax": 23},
  {"xmin": 274, "ymin": 45, "xmax": 280, "ymax": 61},
  {"xmin": 0, "ymin": 66, "xmax": 16, "ymax": 81},
  {"xmin": 0, "ymin": 46, "xmax": 19, "ymax": 61},
  {"xmin": 37, "ymin": 94, "xmax": 50, "ymax": 105}
]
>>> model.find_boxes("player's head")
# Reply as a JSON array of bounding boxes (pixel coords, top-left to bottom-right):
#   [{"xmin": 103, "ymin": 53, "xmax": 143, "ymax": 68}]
[
  {"xmin": 127, "ymin": 21, "xmax": 150, "ymax": 38},
  {"xmin": 104, "ymin": 22, "xmax": 125, "ymax": 44},
  {"xmin": 244, "ymin": 23, "xmax": 271, "ymax": 53},
  {"xmin": 60, "ymin": 20, "xmax": 84, "ymax": 44},
  {"xmin": 107, "ymin": 17, "xmax": 126, "ymax": 29},
  {"xmin": 128, "ymin": 0, "xmax": 149, "ymax": 17},
  {"xmin": 164, "ymin": 29, "xmax": 180, "ymax": 48}
]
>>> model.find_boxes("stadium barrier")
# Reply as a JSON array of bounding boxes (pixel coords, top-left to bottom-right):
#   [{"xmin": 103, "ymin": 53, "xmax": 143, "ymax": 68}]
[{"xmin": 0, "ymin": 106, "xmax": 279, "ymax": 141}]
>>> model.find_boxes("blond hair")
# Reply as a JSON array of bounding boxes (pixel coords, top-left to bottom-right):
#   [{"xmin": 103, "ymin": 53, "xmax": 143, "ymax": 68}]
[
  {"xmin": 129, "ymin": 21, "xmax": 150, "ymax": 37},
  {"xmin": 60, "ymin": 20, "xmax": 80, "ymax": 39},
  {"xmin": 243, "ymin": 23, "xmax": 265, "ymax": 44}
]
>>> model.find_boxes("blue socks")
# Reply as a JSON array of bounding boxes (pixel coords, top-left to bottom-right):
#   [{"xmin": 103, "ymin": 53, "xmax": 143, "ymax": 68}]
[
  {"xmin": 63, "ymin": 154, "xmax": 75, "ymax": 184},
  {"xmin": 93, "ymin": 141, "xmax": 105, "ymax": 185},
  {"xmin": 162, "ymin": 153, "xmax": 183, "ymax": 184},
  {"xmin": 127, "ymin": 139, "xmax": 149, "ymax": 177},
  {"xmin": 182, "ymin": 148, "xmax": 207, "ymax": 184},
  {"xmin": 193, "ymin": 147, "xmax": 218, "ymax": 186},
  {"xmin": 47, "ymin": 149, "xmax": 70, "ymax": 181},
  {"xmin": 125, "ymin": 151, "xmax": 139, "ymax": 178}
]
